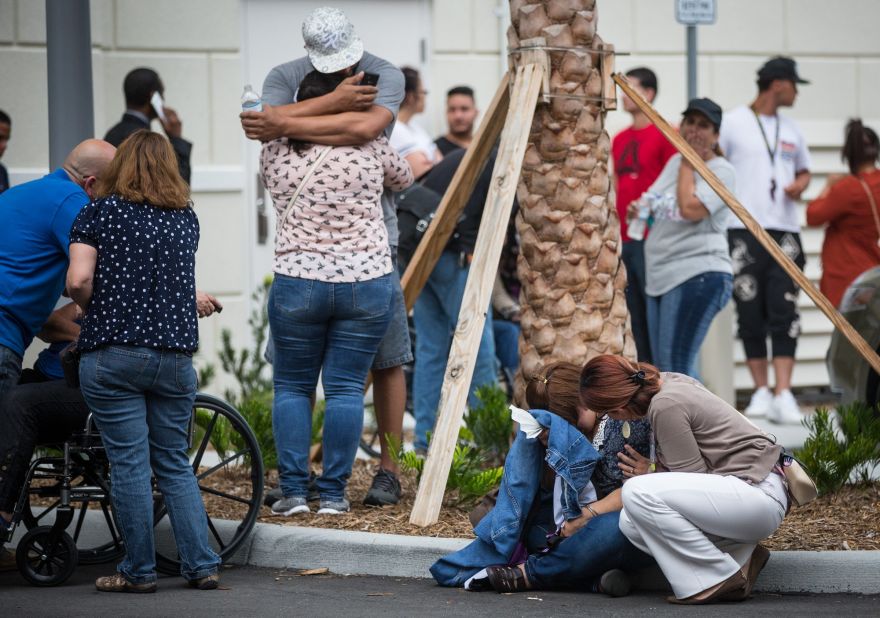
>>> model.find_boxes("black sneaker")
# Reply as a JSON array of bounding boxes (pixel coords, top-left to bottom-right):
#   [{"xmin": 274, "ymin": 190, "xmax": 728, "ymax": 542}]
[
  {"xmin": 264, "ymin": 474, "xmax": 320, "ymax": 507},
  {"xmin": 363, "ymin": 468, "xmax": 402, "ymax": 506}
]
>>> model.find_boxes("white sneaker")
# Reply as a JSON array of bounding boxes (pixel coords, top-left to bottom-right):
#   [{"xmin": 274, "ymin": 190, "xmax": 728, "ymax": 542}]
[
  {"xmin": 769, "ymin": 390, "xmax": 803, "ymax": 425},
  {"xmin": 744, "ymin": 387, "xmax": 773, "ymax": 418}
]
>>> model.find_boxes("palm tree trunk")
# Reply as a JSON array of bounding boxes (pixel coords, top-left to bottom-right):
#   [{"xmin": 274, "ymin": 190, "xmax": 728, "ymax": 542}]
[{"xmin": 509, "ymin": 0, "xmax": 635, "ymax": 403}]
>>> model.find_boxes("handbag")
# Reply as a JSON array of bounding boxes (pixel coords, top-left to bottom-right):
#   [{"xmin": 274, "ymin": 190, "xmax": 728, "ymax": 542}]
[
  {"xmin": 277, "ymin": 146, "xmax": 332, "ymax": 228},
  {"xmin": 60, "ymin": 341, "xmax": 82, "ymax": 389},
  {"xmin": 779, "ymin": 449, "xmax": 818, "ymax": 507},
  {"xmin": 857, "ymin": 177, "xmax": 880, "ymax": 250}
]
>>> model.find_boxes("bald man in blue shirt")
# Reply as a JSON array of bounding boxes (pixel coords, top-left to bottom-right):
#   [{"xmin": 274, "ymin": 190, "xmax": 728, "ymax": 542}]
[{"xmin": 0, "ymin": 139, "xmax": 115, "ymax": 402}]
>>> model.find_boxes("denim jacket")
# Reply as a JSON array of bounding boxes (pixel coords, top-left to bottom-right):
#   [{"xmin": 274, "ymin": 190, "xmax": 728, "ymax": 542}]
[{"xmin": 430, "ymin": 409, "xmax": 600, "ymax": 587}]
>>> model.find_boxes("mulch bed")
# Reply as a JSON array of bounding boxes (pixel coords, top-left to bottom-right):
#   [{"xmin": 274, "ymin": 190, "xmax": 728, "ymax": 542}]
[
  {"xmin": 257, "ymin": 460, "xmax": 473, "ymax": 539},
  {"xmin": 234, "ymin": 460, "xmax": 880, "ymax": 550},
  {"xmin": 765, "ymin": 482, "xmax": 880, "ymax": 551}
]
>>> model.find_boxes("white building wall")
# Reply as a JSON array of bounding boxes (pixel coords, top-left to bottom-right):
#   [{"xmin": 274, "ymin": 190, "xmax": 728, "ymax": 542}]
[
  {"xmin": 0, "ymin": 0, "xmax": 251, "ymax": 395},
  {"xmin": 430, "ymin": 0, "xmax": 880, "ymax": 394},
  {"xmin": 3, "ymin": 0, "xmax": 880, "ymax": 396}
]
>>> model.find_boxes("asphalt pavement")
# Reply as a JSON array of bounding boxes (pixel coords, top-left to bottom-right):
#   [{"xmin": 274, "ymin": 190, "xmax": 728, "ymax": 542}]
[{"xmin": 1, "ymin": 564, "xmax": 878, "ymax": 617}]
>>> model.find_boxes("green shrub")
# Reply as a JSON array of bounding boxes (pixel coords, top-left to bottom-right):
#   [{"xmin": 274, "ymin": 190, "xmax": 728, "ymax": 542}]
[
  {"xmin": 796, "ymin": 403, "xmax": 880, "ymax": 494},
  {"xmin": 462, "ymin": 384, "xmax": 513, "ymax": 466},
  {"xmin": 217, "ymin": 277, "xmax": 273, "ymax": 406},
  {"xmin": 387, "ymin": 433, "xmax": 504, "ymax": 507}
]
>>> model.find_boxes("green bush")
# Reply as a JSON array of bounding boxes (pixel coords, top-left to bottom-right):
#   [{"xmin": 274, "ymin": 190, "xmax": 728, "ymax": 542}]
[
  {"xmin": 796, "ymin": 403, "xmax": 880, "ymax": 494},
  {"xmin": 218, "ymin": 277, "xmax": 273, "ymax": 406},
  {"xmin": 388, "ymin": 433, "xmax": 504, "ymax": 507},
  {"xmin": 462, "ymin": 384, "xmax": 513, "ymax": 466}
]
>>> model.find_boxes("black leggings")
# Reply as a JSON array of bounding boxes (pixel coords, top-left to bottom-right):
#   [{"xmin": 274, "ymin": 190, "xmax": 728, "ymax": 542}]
[
  {"xmin": 0, "ymin": 376, "xmax": 90, "ymax": 512},
  {"xmin": 729, "ymin": 229, "xmax": 806, "ymax": 359}
]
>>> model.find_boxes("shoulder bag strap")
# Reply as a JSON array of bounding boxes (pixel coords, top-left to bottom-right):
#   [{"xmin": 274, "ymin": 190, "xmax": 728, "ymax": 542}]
[
  {"xmin": 857, "ymin": 177, "xmax": 880, "ymax": 249},
  {"xmin": 278, "ymin": 146, "xmax": 332, "ymax": 227}
]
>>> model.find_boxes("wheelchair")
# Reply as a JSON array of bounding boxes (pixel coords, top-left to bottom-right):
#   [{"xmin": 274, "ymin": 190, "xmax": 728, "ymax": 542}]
[{"xmin": 1, "ymin": 393, "xmax": 264, "ymax": 587}]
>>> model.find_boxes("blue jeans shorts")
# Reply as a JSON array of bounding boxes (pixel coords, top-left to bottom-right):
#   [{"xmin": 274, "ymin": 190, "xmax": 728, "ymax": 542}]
[{"xmin": 372, "ymin": 255, "xmax": 413, "ymax": 371}]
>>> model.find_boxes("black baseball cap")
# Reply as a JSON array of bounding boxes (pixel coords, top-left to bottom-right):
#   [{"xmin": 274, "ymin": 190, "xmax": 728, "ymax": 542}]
[
  {"xmin": 758, "ymin": 56, "xmax": 810, "ymax": 84},
  {"xmin": 682, "ymin": 98, "xmax": 723, "ymax": 130}
]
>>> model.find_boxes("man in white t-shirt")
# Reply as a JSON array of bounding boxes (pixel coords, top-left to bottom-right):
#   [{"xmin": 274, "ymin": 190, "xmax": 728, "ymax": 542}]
[{"xmin": 719, "ymin": 57, "xmax": 812, "ymax": 424}]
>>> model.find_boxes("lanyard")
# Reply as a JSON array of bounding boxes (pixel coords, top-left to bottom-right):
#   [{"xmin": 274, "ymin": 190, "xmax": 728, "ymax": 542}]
[{"xmin": 752, "ymin": 109, "xmax": 780, "ymax": 165}]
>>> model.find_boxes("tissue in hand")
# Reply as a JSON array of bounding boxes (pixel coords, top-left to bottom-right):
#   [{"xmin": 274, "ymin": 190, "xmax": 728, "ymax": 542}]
[{"xmin": 510, "ymin": 405, "xmax": 544, "ymax": 439}]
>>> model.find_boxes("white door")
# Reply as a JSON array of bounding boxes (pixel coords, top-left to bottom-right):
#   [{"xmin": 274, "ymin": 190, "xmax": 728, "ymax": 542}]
[{"xmin": 240, "ymin": 0, "xmax": 431, "ymax": 287}]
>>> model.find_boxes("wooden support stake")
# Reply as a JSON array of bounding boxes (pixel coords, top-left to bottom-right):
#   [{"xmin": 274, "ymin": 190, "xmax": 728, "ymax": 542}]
[
  {"xmin": 399, "ymin": 74, "xmax": 510, "ymax": 312},
  {"xmin": 410, "ymin": 62, "xmax": 546, "ymax": 527},
  {"xmin": 613, "ymin": 73, "xmax": 880, "ymax": 377},
  {"xmin": 600, "ymin": 44, "xmax": 616, "ymax": 111}
]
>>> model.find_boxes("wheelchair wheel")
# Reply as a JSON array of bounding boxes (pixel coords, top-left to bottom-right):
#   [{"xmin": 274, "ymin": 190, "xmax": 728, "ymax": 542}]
[
  {"xmin": 154, "ymin": 394, "xmax": 263, "ymax": 575},
  {"xmin": 22, "ymin": 459, "xmax": 125, "ymax": 565},
  {"xmin": 16, "ymin": 526, "xmax": 78, "ymax": 587}
]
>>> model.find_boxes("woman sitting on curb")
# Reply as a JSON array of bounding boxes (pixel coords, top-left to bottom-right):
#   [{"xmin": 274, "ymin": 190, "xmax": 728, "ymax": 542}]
[
  {"xmin": 431, "ymin": 362, "xmax": 654, "ymax": 596},
  {"xmin": 579, "ymin": 355, "xmax": 788, "ymax": 605}
]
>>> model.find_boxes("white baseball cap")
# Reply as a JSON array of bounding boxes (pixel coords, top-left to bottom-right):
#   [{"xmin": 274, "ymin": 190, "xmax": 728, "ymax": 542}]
[{"xmin": 302, "ymin": 7, "xmax": 364, "ymax": 74}]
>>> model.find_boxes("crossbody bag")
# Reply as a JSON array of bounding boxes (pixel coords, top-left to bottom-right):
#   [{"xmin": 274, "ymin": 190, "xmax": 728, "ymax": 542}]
[
  {"xmin": 278, "ymin": 146, "xmax": 332, "ymax": 227},
  {"xmin": 857, "ymin": 177, "xmax": 880, "ymax": 250}
]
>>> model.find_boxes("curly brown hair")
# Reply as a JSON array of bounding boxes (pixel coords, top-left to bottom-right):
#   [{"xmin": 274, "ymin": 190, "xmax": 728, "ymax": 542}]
[
  {"xmin": 525, "ymin": 361, "xmax": 583, "ymax": 427},
  {"xmin": 579, "ymin": 355, "xmax": 662, "ymax": 418},
  {"xmin": 95, "ymin": 130, "xmax": 190, "ymax": 209}
]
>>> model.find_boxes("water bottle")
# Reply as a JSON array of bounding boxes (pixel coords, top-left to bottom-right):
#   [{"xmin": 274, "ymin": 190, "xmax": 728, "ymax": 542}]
[
  {"xmin": 241, "ymin": 84, "xmax": 262, "ymax": 112},
  {"xmin": 628, "ymin": 192, "xmax": 656, "ymax": 241}
]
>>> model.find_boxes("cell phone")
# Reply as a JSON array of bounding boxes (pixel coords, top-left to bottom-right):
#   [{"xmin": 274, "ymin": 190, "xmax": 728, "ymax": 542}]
[
  {"xmin": 361, "ymin": 72, "xmax": 380, "ymax": 87},
  {"xmin": 150, "ymin": 91, "xmax": 167, "ymax": 123}
]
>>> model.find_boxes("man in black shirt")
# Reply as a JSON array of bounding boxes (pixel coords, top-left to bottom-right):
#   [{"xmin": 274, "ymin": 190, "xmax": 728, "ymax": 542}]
[
  {"xmin": 104, "ymin": 68, "xmax": 192, "ymax": 184},
  {"xmin": 434, "ymin": 86, "xmax": 478, "ymax": 156},
  {"xmin": 411, "ymin": 149, "xmax": 499, "ymax": 453}
]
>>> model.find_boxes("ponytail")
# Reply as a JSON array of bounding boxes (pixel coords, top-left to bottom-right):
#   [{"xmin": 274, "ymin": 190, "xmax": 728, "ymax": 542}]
[
  {"xmin": 842, "ymin": 118, "xmax": 880, "ymax": 175},
  {"xmin": 579, "ymin": 355, "xmax": 661, "ymax": 418}
]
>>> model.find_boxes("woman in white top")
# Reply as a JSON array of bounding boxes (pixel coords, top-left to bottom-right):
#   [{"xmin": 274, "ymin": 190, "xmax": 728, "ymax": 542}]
[{"xmin": 390, "ymin": 67, "xmax": 442, "ymax": 179}]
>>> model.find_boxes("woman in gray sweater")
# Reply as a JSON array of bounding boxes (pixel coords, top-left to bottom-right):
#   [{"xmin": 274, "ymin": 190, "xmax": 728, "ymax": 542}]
[
  {"xmin": 628, "ymin": 98, "xmax": 734, "ymax": 377},
  {"xmin": 579, "ymin": 355, "xmax": 788, "ymax": 605}
]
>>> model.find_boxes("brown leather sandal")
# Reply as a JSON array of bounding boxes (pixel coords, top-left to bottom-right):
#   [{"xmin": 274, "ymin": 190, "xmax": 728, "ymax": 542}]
[
  {"xmin": 719, "ymin": 544, "xmax": 771, "ymax": 602},
  {"xmin": 486, "ymin": 565, "xmax": 530, "ymax": 593},
  {"xmin": 667, "ymin": 570, "xmax": 746, "ymax": 605}
]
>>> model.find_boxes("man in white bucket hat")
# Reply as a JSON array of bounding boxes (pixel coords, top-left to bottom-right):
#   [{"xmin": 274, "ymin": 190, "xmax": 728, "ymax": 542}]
[{"xmin": 241, "ymin": 7, "xmax": 410, "ymax": 510}]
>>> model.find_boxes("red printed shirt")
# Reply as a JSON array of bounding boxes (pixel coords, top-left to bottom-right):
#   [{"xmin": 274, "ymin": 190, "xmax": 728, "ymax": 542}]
[{"xmin": 612, "ymin": 124, "xmax": 678, "ymax": 242}]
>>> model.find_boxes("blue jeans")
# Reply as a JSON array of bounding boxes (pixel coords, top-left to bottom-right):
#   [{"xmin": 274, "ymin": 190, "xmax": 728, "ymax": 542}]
[
  {"xmin": 79, "ymin": 345, "xmax": 219, "ymax": 584},
  {"xmin": 492, "ymin": 318, "xmax": 520, "ymax": 374},
  {"xmin": 525, "ymin": 510, "xmax": 654, "ymax": 589},
  {"xmin": 622, "ymin": 240, "xmax": 652, "ymax": 364},
  {"xmin": 269, "ymin": 273, "xmax": 393, "ymax": 500},
  {"xmin": 646, "ymin": 272, "xmax": 733, "ymax": 377},
  {"xmin": 413, "ymin": 251, "xmax": 497, "ymax": 451}
]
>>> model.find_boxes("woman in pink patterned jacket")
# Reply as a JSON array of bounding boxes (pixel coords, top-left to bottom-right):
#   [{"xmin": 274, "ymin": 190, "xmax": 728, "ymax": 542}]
[{"xmin": 261, "ymin": 70, "xmax": 413, "ymax": 517}]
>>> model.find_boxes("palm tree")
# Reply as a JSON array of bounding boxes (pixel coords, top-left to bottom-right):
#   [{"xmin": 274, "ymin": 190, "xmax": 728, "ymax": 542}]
[{"xmin": 509, "ymin": 0, "xmax": 634, "ymax": 403}]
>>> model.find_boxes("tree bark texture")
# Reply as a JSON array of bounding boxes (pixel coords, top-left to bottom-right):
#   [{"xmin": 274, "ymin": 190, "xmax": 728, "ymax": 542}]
[{"xmin": 509, "ymin": 0, "xmax": 635, "ymax": 404}]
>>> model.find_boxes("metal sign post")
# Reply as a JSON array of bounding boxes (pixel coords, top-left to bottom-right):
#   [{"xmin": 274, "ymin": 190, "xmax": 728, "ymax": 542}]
[{"xmin": 675, "ymin": 0, "xmax": 717, "ymax": 100}]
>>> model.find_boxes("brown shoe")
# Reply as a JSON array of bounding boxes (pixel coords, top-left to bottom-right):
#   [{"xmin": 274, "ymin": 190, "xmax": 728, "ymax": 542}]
[
  {"xmin": 188, "ymin": 573, "xmax": 220, "ymax": 590},
  {"xmin": 667, "ymin": 569, "xmax": 746, "ymax": 605},
  {"xmin": 720, "ymin": 544, "xmax": 771, "ymax": 602},
  {"xmin": 95, "ymin": 573, "xmax": 157, "ymax": 593},
  {"xmin": 486, "ymin": 565, "xmax": 530, "ymax": 593}
]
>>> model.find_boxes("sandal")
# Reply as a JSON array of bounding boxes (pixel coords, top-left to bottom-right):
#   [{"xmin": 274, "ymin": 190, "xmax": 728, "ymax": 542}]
[
  {"xmin": 719, "ymin": 544, "xmax": 771, "ymax": 602},
  {"xmin": 486, "ymin": 565, "xmax": 530, "ymax": 593},
  {"xmin": 667, "ymin": 569, "xmax": 746, "ymax": 605}
]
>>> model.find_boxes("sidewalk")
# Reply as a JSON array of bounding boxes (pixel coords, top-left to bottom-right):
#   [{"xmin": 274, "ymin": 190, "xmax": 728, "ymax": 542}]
[{"xmin": 222, "ymin": 520, "xmax": 880, "ymax": 595}]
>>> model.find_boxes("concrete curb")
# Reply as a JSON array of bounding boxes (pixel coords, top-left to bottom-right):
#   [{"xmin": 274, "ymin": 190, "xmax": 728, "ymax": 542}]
[{"xmin": 226, "ymin": 521, "xmax": 880, "ymax": 595}]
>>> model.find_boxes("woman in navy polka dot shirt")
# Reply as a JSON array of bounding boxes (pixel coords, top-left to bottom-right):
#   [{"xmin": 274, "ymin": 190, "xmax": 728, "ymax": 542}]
[{"xmin": 66, "ymin": 131, "xmax": 220, "ymax": 593}]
